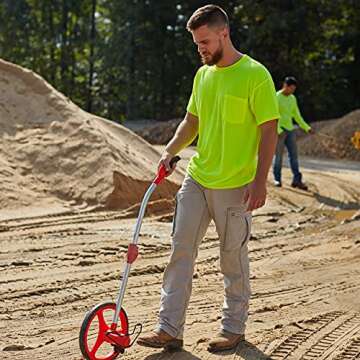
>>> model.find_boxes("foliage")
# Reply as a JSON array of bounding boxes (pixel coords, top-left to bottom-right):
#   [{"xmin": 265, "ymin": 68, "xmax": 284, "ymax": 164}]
[{"xmin": 0, "ymin": 0, "xmax": 359, "ymax": 122}]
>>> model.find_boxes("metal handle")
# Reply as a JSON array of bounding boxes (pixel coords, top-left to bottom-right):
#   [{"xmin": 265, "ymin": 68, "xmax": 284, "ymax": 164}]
[{"xmin": 111, "ymin": 156, "xmax": 180, "ymax": 328}]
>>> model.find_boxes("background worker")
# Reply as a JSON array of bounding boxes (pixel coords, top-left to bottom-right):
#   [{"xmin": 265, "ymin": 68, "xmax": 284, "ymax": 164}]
[{"xmin": 273, "ymin": 76, "xmax": 314, "ymax": 190}]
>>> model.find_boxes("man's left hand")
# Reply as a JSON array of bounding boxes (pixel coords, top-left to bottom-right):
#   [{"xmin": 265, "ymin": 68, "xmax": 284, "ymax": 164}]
[{"xmin": 244, "ymin": 180, "xmax": 267, "ymax": 212}]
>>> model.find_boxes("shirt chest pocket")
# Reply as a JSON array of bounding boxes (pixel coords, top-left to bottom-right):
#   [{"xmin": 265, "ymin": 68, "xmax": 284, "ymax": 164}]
[{"xmin": 223, "ymin": 94, "xmax": 247, "ymax": 124}]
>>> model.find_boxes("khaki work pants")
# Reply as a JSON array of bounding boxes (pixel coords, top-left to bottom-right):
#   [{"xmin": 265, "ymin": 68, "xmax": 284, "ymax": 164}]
[{"xmin": 158, "ymin": 175, "xmax": 252, "ymax": 338}]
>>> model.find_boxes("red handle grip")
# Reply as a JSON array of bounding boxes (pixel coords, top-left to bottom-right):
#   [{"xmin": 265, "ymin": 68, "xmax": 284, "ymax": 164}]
[{"xmin": 154, "ymin": 156, "xmax": 180, "ymax": 185}]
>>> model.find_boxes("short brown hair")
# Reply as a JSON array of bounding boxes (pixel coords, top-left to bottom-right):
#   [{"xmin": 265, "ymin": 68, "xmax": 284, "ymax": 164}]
[{"xmin": 186, "ymin": 4, "xmax": 229, "ymax": 31}]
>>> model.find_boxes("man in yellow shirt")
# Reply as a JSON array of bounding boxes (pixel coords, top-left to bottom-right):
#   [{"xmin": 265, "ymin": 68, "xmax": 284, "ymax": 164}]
[
  {"xmin": 273, "ymin": 76, "xmax": 313, "ymax": 190},
  {"xmin": 138, "ymin": 5, "xmax": 279, "ymax": 353}
]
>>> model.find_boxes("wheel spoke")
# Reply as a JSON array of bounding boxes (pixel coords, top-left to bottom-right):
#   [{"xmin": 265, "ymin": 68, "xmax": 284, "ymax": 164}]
[
  {"xmin": 89, "ymin": 308, "xmax": 111, "ymax": 357},
  {"xmin": 97, "ymin": 308, "xmax": 109, "ymax": 333},
  {"xmin": 90, "ymin": 331, "xmax": 105, "ymax": 357}
]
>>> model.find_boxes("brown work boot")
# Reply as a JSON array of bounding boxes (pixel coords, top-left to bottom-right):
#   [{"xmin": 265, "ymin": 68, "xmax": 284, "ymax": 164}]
[
  {"xmin": 291, "ymin": 181, "xmax": 308, "ymax": 191},
  {"xmin": 207, "ymin": 330, "xmax": 245, "ymax": 353},
  {"xmin": 137, "ymin": 329, "xmax": 183, "ymax": 350}
]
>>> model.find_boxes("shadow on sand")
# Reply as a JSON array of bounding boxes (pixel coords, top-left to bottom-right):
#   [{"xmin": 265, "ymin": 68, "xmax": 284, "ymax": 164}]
[{"xmin": 142, "ymin": 340, "xmax": 271, "ymax": 359}]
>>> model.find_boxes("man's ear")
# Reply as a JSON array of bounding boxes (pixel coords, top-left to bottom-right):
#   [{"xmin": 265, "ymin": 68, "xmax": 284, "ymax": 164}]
[{"xmin": 222, "ymin": 27, "xmax": 229, "ymax": 39}]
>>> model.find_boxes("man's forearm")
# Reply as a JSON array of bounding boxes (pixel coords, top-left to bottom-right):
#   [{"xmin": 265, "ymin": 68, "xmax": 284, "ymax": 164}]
[
  {"xmin": 294, "ymin": 107, "xmax": 311, "ymax": 132},
  {"xmin": 254, "ymin": 120, "xmax": 278, "ymax": 184},
  {"xmin": 165, "ymin": 112, "xmax": 199, "ymax": 155}
]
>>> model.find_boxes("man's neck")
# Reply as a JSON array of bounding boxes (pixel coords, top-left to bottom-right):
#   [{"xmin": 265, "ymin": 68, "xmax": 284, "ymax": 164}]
[{"xmin": 216, "ymin": 46, "xmax": 243, "ymax": 68}]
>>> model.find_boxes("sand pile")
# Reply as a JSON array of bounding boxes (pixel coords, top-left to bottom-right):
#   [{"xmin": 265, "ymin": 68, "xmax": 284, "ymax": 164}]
[
  {"xmin": 0, "ymin": 59, "xmax": 183, "ymax": 211},
  {"xmin": 298, "ymin": 110, "xmax": 360, "ymax": 161},
  {"xmin": 125, "ymin": 119, "xmax": 181, "ymax": 145}
]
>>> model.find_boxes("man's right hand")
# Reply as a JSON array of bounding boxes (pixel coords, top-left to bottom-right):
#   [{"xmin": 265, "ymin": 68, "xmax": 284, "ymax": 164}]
[{"xmin": 158, "ymin": 151, "xmax": 177, "ymax": 175}]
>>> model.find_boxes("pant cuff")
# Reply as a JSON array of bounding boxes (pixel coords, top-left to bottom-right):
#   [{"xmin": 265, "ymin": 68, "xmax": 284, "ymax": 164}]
[
  {"xmin": 157, "ymin": 323, "xmax": 183, "ymax": 339},
  {"xmin": 220, "ymin": 324, "xmax": 245, "ymax": 335}
]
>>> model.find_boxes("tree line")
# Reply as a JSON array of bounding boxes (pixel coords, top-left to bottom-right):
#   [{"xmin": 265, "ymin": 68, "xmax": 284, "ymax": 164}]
[{"xmin": 0, "ymin": 0, "xmax": 359, "ymax": 123}]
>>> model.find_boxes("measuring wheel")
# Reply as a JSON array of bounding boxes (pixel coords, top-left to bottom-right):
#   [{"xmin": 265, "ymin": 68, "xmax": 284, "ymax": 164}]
[
  {"xmin": 79, "ymin": 156, "xmax": 180, "ymax": 359},
  {"xmin": 79, "ymin": 302, "xmax": 129, "ymax": 360}
]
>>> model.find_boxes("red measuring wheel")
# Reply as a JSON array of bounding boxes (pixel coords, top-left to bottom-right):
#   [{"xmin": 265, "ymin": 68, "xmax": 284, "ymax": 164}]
[
  {"xmin": 79, "ymin": 156, "xmax": 180, "ymax": 359},
  {"xmin": 79, "ymin": 302, "xmax": 130, "ymax": 360}
]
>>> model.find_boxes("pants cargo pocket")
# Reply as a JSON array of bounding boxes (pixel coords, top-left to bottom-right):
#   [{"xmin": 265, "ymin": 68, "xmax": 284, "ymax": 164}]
[{"xmin": 223, "ymin": 207, "xmax": 250, "ymax": 252}]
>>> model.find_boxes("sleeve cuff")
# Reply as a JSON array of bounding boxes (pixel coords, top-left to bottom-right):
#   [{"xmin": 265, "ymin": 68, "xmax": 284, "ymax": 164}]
[{"xmin": 256, "ymin": 114, "xmax": 279, "ymax": 126}]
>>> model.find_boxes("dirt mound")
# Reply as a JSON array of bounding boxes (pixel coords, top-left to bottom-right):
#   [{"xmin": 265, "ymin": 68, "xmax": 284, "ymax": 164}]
[
  {"xmin": 298, "ymin": 110, "xmax": 360, "ymax": 161},
  {"xmin": 125, "ymin": 119, "xmax": 181, "ymax": 145},
  {"xmin": 0, "ymin": 58, "xmax": 183, "ymax": 211}
]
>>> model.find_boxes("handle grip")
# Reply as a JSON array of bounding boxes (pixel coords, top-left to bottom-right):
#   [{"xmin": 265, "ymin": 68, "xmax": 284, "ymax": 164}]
[{"xmin": 154, "ymin": 156, "xmax": 180, "ymax": 185}]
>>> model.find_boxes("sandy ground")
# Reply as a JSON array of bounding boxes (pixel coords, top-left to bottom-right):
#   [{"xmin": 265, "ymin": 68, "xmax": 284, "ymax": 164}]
[
  {"xmin": 1, "ymin": 56, "xmax": 359, "ymax": 360},
  {"xmin": 1, "ymin": 151, "xmax": 359, "ymax": 360}
]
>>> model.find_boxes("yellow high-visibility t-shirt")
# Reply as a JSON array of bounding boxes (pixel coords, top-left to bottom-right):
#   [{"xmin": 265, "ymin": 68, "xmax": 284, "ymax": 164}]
[
  {"xmin": 186, "ymin": 54, "xmax": 279, "ymax": 189},
  {"xmin": 276, "ymin": 90, "xmax": 311, "ymax": 134}
]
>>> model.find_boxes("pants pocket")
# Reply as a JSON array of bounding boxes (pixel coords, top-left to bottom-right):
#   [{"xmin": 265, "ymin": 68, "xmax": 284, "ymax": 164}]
[{"xmin": 223, "ymin": 207, "xmax": 250, "ymax": 251}]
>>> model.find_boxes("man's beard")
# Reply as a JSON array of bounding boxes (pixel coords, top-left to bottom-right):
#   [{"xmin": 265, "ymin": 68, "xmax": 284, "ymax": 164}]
[{"xmin": 201, "ymin": 44, "xmax": 223, "ymax": 65}]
